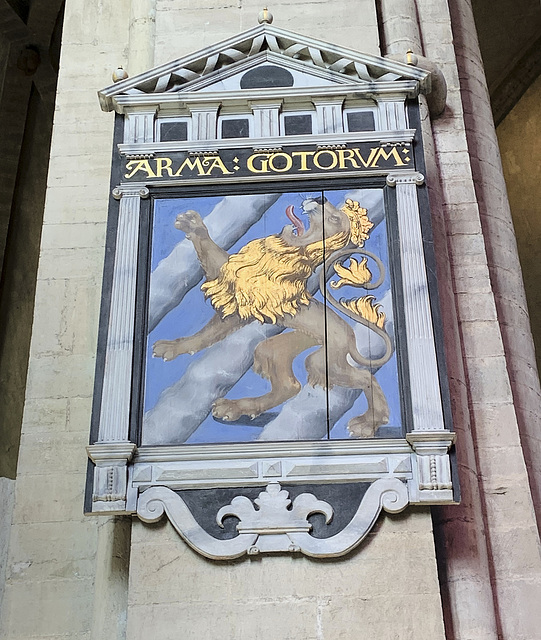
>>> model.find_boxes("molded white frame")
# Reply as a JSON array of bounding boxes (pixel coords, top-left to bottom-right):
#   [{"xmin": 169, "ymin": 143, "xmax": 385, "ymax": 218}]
[
  {"xmin": 343, "ymin": 106, "xmax": 379, "ymax": 133},
  {"xmin": 280, "ymin": 110, "xmax": 315, "ymax": 136},
  {"xmin": 87, "ymin": 24, "xmax": 457, "ymax": 559}
]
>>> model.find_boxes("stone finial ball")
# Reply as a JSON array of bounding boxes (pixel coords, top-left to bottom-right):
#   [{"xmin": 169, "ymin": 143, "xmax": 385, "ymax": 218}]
[
  {"xmin": 405, "ymin": 50, "xmax": 418, "ymax": 66},
  {"xmin": 112, "ymin": 66, "xmax": 129, "ymax": 83},
  {"xmin": 258, "ymin": 7, "xmax": 273, "ymax": 24}
]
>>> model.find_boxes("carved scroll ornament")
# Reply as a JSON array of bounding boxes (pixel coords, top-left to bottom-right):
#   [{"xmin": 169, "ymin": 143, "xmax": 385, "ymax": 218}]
[{"xmin": 136, "ymin": 478, "xmax": 408, "ymax": 559}]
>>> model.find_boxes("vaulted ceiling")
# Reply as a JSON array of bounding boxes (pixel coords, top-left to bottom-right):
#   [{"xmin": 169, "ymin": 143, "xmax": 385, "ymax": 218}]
[{"xmin": 472, "ymin": 0, "xmax": 541, "ymax": 123}]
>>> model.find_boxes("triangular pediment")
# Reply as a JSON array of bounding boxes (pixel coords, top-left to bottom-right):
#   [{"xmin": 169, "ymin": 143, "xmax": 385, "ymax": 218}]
[{"xmin": 99, "ymin": 24, "xmax": 429, "ymax": 111}]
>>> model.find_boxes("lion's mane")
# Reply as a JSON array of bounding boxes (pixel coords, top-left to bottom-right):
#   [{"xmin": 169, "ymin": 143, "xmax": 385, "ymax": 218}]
[{"xmin": 201, "ymin": 231, "xmax": 349, "ymax": 323}]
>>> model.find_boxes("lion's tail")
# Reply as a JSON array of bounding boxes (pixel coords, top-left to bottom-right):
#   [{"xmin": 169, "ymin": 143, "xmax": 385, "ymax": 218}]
[
  {"xmin": 339, "ymin": 311, "xmax": 394, "ymax": 369},
  {"xmin": 320, "ymin": 248, "xmax": 394, "ymax": 369}
]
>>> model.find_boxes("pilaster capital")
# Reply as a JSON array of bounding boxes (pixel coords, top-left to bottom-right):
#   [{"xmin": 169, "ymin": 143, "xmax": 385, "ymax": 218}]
[
  {"xmin": 386, "ymin": 172, "xmax": 425, "ymax": 187},
  {"xmin": 187, "ymin": 101, "xmax": 221, "ymax": 113},
  {"xmin": 249, "ymin": 100, "xmax": 283, "ymax": 110},
  {"xmin": 311, "ymin": 96, "xmax": 345, "ymax": 106},
  {"xmin": 112, "ymin": 184, "xmax": 150, "ymax": 200}
]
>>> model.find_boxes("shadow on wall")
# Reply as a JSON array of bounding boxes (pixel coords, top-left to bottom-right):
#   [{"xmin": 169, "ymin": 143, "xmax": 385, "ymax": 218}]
[{"xmin": 497, "ymin": 73, "xmax": 541, "ymax": 374}]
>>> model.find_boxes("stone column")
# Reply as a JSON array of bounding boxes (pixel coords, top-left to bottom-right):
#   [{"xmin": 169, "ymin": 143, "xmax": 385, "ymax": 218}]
[
  {"xmin": 378, "ymin": 0, "xmax": 422, "ymax": 55},
  {"xmin": 128, "ymin": 0, "xmax": 156, "ymax": 75},
  {"xmin": 445, "ymin": 2, "xmax": 541, "ymax": 638},
  {"xmin": 380, "ymin": 1, "xmax": 502, "ymax": 637},
  {"xmin": 413, "ymin": 0, "xmax": 541, "ymax": 638}
]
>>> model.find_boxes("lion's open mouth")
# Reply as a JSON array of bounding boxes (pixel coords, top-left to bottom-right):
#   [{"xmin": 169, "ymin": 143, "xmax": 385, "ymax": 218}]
[{"xmin": 285, "ymin": 205, "xmax": 305, "ymax": 236}]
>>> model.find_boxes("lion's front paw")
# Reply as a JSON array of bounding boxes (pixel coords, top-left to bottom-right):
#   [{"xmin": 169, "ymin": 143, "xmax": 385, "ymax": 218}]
[
  {"xmin": 347, "ymin": 416, "xmax": 376, "ymax": 439},
  {"xmin": 174, "ymin": 210, "xmax": 204, "ymax": 234},
  {"xmin": 152, "ymin": 339, "xmax": 182, "ymax": 362}
]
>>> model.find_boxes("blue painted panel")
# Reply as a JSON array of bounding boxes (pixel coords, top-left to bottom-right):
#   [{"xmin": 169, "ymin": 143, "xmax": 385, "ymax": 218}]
[{"xmin": 142, "ymin": 188, "xmax": 402, "ymax": 445}]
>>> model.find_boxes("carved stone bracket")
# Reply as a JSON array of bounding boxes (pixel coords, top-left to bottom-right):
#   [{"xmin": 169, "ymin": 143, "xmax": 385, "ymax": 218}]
[
  {"xmin": 136, "ymin": 478, "xmax": 408, "ymax": 559},
  {"xmin": 407, "ymin": 431, "xmax": 456, "ymax": 503},
  {"xmin": 87, "ymin": 442, "xmax": 136, "ymax": 513}
]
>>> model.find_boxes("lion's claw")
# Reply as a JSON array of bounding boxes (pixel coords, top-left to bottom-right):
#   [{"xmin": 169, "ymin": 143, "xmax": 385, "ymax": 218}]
[
  {"xmin": 347, "ymin": 410, "xmax": 389, "ymax": 439},
  {"xmin": 212, "ymin": 399, "xmax": 241, "ymax": 422}
]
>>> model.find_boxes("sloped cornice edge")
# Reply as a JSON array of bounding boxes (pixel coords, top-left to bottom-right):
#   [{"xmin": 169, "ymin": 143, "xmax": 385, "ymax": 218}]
[{"xmin": 99, "ymin": 24, "xmax": 430, "ymax": 112}]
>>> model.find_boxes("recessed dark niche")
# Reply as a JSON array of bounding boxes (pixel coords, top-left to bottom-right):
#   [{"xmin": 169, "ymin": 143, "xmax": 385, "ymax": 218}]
[
  {"xmin": 221, "ymin": 118, "xmax": 250, "ymax": 138},
  {"xmin": 160, "ymin": 121, "xmax": 188, "ymax": 141},
  {"xmin": 346, "ymin": 111, "xmax": 376, "ymax": 132},
  {"xmin": 283, "ymin": 114, "xmax": 313, "ymax": 135},
  {"xmin": 240, "ymin": 65, "xmax": 294, "ymax": 89}
]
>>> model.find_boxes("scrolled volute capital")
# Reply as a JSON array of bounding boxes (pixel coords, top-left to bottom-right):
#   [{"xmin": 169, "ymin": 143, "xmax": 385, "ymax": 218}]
[
  {"xmin": 112, "ymin": 185, "xmax": 150, "ymax": 200},
  {"xmin": 386, "ymin": 172, "xmax": 425, "ymax": 188}
]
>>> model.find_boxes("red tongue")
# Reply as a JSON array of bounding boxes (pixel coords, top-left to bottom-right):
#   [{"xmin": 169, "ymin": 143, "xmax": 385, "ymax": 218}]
[{"xmin": 285, "ymin": 205, "xmax": 305, "ymax": 236}]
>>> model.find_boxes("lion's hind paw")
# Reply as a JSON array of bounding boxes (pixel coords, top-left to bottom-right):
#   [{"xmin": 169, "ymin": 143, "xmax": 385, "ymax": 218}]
[
  {"xmin": 212, "ymin": 398, "xmax": 261, "ymax": 422},
  {"xmin": 347, "ymin": 410, "xmax": 389, "ymax": 439}
]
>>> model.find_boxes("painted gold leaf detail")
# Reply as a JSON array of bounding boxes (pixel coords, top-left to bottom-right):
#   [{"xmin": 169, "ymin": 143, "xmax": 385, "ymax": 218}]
[
  {"xmin": 341, "ymin": 295, "xmax": 385, "ymax": 328},
  {"xmin": 202, "ymin": 232, "xmax": 349, "ymax": 323},
  {"xmin": 330, "ymin": 257, "xmax": 372, "ymax": 289},
  {"xmin": 341, "ymin": 199, "xmax": 373, "ymax": 247}
]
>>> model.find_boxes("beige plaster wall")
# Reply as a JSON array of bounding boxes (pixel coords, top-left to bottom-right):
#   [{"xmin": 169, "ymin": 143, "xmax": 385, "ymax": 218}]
[
  {"xmin": 152, "ymin": 0, "xmax": 380, "ymax": 68},
  {"xmin": 0, "ymin": 1, "xmax": 446, "ymax": 639},
  {"xmin": 0, "ymin": 1, "xmax": 132, "ymax": 638},
  {"xmin": 497, "ymin": 74, "xmax": 541, "ymax": 374},
  {"xmin": 127, "ymin": 511, "xmax": 445, "ymax": 640}
]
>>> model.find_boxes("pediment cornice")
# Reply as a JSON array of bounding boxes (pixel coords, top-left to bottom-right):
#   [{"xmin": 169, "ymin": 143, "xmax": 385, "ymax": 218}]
[{"xmin": 99, "ymin": 24, "xmax": 429, "ymax": 112}]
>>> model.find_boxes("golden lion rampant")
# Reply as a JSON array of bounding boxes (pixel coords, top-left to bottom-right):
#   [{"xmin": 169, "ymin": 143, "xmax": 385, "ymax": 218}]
[
  {"xmin": 153, "ymin": 197, "xmax": 393, "ymax": 438},
  {"xmin": 201, "ymin": 231, "xmax": 348, "ymax": 323}
]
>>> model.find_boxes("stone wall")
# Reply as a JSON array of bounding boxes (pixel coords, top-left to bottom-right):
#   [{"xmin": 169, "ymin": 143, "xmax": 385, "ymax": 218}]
[
  {"xmin": 497, "ymin": 75, "xmax": 541, "ymax": 375},
  {"xmin": 0, "ymin": 1, "xmax": 449, "ymax": 639},
  {"xmin": 2, "ymin": 0, "xmax": 540, "ymax": 638},
  {"xmin": 127, "ymin": 513, "xmax": 445, "ymax": 640},
  {"xmin": 0, "ymin": 1, "xmax": 131, "ymax": 637},
  {"xmin": 377, "ymin": 1, "xmax": 541, "ymax": 637}
]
